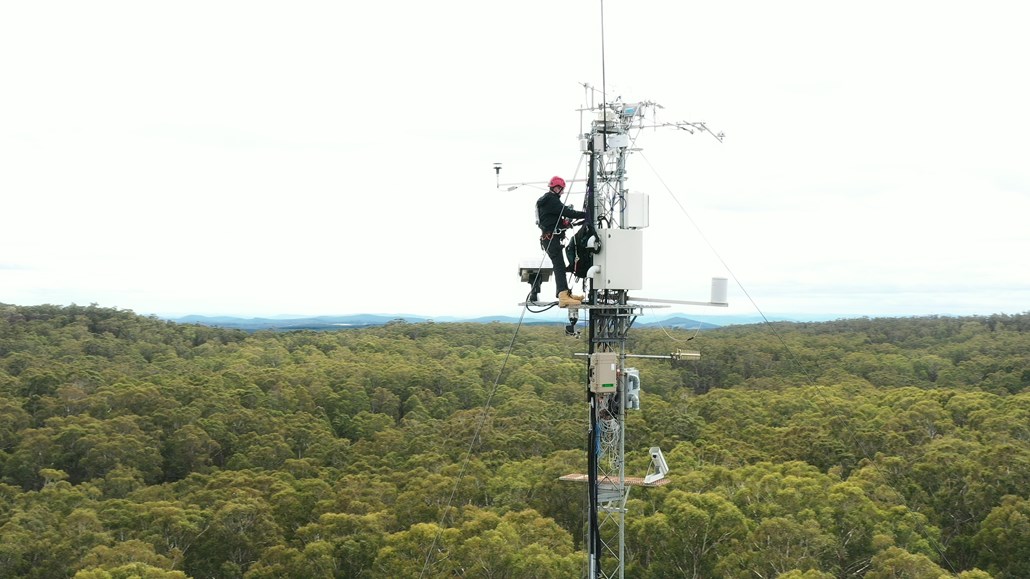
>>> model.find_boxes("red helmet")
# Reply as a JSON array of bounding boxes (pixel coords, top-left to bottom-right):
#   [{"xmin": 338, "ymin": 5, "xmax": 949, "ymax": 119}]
[{"xmin": 549, "ymin": 176, "xmax": 566, "ymax": 189}]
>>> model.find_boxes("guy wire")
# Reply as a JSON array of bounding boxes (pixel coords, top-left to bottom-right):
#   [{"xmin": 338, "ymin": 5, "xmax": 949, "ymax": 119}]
[
  {"xmin": 420, "ymin": 156, "xmax": 587, "ymax": 578},
  {"xmin": 637, "ymin": 150, "xmax": 959, "ymax": 573}
]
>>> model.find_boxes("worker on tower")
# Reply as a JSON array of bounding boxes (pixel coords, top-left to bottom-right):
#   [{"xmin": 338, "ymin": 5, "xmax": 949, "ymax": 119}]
[{"xmin": 537, "ymin": 176, "xmax": 587, "ymax": 307}]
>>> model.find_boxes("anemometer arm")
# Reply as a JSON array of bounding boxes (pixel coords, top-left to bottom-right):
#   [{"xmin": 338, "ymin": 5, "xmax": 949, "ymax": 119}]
[
  {"xmin": 493, "ymin": 163, "xmax": 591, "ymax": 193},
  {"xmin": 627, "ymin": 278, "xmax": 730, "ymax": 308}
]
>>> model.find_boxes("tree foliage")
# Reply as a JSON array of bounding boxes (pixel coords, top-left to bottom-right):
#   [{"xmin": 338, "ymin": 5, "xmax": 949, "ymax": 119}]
[{"xmin": 1, "ymin": 304, "xmax": 1027, "ymax": 577}]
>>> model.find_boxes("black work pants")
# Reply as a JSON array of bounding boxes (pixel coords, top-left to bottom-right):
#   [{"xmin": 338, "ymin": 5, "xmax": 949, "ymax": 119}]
[{"xmin": 541, "ymin": 234, "xmax": 570, "ymax": 297}]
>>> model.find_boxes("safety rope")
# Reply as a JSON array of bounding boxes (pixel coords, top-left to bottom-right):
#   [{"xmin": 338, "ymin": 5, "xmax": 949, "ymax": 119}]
[{"xmin": 418, "ymin": 156, "xmax": 587, "ymax": 578}]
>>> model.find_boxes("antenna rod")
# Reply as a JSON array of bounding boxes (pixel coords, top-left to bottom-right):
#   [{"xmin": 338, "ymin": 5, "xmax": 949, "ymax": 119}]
[
  {"xmin": 600, "ymin": 0, "xmax": 607, "ymax": 132},
  {"xmin": 589, "ymin": 3, "xmax": 607, "ymax": 576}
]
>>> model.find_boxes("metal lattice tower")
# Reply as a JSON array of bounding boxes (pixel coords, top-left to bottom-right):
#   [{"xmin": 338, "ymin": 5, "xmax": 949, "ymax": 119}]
[
  {"xmin": 586, "ymin": 304, "xmax": 637, "ymax": 579},
  {"xmin": 551, "ymin": 91, "xmax": 721, "ymax": 579},
  {"xmin": 584, "ymin": 100, "xmax": 644, "ymax": 579}
]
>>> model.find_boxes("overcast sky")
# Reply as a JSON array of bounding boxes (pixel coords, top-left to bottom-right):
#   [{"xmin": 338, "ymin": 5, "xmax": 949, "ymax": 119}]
[{"xmin": 2, "ymin": 1, "xmax": 1028, "ymax": 322}]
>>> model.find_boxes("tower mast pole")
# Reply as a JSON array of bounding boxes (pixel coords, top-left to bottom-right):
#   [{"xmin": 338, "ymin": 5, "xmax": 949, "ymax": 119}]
[{"xmin": 584, "ymin": 102, "xmax": 637, "ymax": 579}]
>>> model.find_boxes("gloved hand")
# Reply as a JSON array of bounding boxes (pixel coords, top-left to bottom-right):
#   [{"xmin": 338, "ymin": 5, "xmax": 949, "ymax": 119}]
[{"xmin": 560, "ymin": 218, "xmax": 572, "ymax": 229}]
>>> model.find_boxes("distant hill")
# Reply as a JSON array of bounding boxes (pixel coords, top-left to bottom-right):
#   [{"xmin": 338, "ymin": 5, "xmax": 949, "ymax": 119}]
[
  {"xmin": 165, "ymin": 313, "xmax": 728, "ymax": 331},
  {"xmin": 636, "ymin": 316, "xmax": 721, "ymax": 330},
  {"xmin": 164, "ymin": 312, "xmax": 847, "ymax": 331},
  {"xmin": 168, "ymin": 314, "xmax": 427, "ymax": 330}
]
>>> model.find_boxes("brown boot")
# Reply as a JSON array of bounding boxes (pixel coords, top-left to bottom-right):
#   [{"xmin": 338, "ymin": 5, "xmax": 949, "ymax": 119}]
[
  {"xmin": 558, "ymin": 290, "xmax": 582, "ymax": 308},
  {"xmin": 570, "ymin": 292, "xmax": 585, "ymax": 301}
]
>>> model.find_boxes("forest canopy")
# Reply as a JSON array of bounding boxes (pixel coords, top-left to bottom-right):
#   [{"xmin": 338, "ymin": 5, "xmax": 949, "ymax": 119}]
[{"xmin": 1, "ymin": 303, "xmax": 1027, "ymax": 578}]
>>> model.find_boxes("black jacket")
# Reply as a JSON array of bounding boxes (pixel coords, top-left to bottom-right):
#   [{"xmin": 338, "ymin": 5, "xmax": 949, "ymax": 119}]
[{"xmin": 536, "ymin": 192, "xmax": 587, "ymax": 234}]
